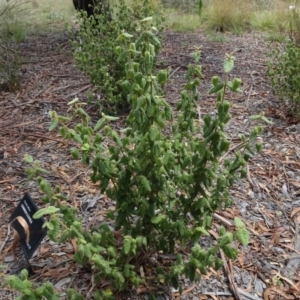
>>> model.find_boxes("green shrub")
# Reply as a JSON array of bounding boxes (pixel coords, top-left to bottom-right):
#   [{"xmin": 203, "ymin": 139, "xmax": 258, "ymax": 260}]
[
  {"xmin": 3, "ymin": 269, "xmax": 60, "ymax": 300},
  {"xmin": 72, "ymin": 0, "xmax": 164, "ymax": 112},
  {"xmin": 5, "ymin": 19, "xmax": 267, "ymax": 300}
]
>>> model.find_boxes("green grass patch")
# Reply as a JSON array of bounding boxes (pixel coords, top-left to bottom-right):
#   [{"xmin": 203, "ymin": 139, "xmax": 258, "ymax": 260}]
[
  {"xmin": 250, "ymin": 0, "xmax": 291, "ymax": 33},
  {"xmin": 0, "ymin": 0, "xmax": 75, "ymax": 35},
  {"xmin": 164, "ymin": 8, "xmax": 201, "ymax": 31},
  {"xmin": 251, "ymin": 10, "xmax": 288, "ymax": 32},
  {"xmin": 206, "ymin": 31, "xmax": 228, "ymax": 42},
  {"xmin": 197, "ymin": 0, "xmax": 294, "ymax": 35},
  {"xmin": 263, "ymin": 31, "xmax": 288, "ymax": 43}
]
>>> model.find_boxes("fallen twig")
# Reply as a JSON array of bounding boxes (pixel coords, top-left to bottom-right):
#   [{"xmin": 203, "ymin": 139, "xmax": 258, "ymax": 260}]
[
  {"xmin": 220, "ymin": 249, "xmax": 243, "ymax": 300},
  {"xmin": 169, "ymin": 66, "xmax": 181, "ymax": 78},
  {"xmin": 0, "ymin": 225, "xmax": 10, "ymax": 254},
  {"xmin": 66, "ymin": 84, "xmax": 92, "ymax": 98}
]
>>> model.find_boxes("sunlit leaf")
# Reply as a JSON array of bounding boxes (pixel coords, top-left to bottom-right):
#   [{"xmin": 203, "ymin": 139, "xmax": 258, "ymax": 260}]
[
  {"xmin": 24, "ymin": 154, "xmax": 33, "ymax": 163},
  {"xmin": 33, "ymin": 206, "xmax": 60, "ymax": 219},
  {"xmin": 234, "ymin": 217, "xmax": 245, "ymax": 228},
  {"xmin": 151, "ymin": 215, "xmax": 165, "ymax": 224},
  {"xmin": 236, "ymin": 228, "xmax": 249, "ymax": 245}
]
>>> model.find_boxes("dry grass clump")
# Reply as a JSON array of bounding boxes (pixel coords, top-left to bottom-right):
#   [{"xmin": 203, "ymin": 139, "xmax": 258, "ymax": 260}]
[
  {"xmin": 202, "ymin": 0, "xmax": 254, "ymax": 32},
  {"xmin": 200, "ymin": 0, "xmax": 296, "ymax": 35}
]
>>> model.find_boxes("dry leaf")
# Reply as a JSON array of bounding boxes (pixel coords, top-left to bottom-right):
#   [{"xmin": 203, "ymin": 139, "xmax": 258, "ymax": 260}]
[
  {"xmin": 39, "ymin": 247, "xmax": 51, "ymax": 255},
  {"xmin": 264, "ymin": 287, "xmax": 275, "ymax": 300},
  {"xmin": 258, "ymin": 221, "xmax": 272, "ymax": 232},
  {"xmin": 70, "ymin": 239, "xmax": 77, "ymax": 252},
  {"xmin": 291, "ymin": 207, "xmax": 300, "ymax": 218},
  {"xmin": 270, "ymin": 286, "xmax": 295, "ymax": 299},
  {"xmin": 272, "ymin": 229, "xmax": 280, "ymax": 245}
]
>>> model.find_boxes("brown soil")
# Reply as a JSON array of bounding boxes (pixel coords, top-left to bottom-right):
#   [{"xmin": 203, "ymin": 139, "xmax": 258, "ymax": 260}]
[{"xmin": 1, "ymin": 29, "xmax": 300, "ymax": 300}]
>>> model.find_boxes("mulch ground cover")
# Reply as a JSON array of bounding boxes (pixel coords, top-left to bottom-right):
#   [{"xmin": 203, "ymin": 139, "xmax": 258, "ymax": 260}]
[{"xmin": 1, "ymin": 28, "xmax": 300, "ymax": 300}]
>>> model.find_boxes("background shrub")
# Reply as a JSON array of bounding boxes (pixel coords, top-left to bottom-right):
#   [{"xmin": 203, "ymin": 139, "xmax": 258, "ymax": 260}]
[
  {"xmin": 267, "ymin": 41, "xmax": 300, "ymax": 118},
  {"xmin": 267, "ymin": 7, "xmax": 300, "ymax": 118},
  {"xmin": 0, "ymin": 0, "xmax": 27, "ymax": 91},
  {"xmin": 72, "ymin": 0, "xmax": 164, "ymax": 112}
]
